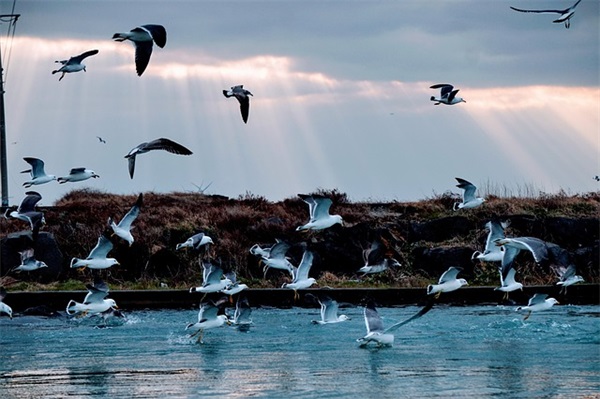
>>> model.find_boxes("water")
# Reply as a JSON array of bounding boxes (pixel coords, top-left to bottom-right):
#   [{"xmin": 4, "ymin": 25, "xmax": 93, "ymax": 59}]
[{"xmin": 1, "ymin": 305, "xmax": 598, "ymax": 398}]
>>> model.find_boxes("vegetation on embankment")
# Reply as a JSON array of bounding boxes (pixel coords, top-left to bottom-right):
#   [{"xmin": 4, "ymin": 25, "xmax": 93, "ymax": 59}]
[{"xmin": 1, "ymin": 188, "xmax": 598, "ymax": 291}]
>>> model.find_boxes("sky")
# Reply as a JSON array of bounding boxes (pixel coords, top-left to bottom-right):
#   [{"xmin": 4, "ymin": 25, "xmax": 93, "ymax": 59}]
[{"xmin": 0, "ymin": 0, "xmax": 598, "ymax": 206}]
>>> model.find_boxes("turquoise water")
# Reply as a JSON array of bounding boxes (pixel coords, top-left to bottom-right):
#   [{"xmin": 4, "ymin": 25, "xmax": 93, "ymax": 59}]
[{"xmin": 0, "ymin": 304, "xmax": 598, "ymax": 398}]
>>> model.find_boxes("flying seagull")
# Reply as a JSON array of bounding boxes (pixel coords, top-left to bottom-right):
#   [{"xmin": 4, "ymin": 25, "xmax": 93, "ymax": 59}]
[
  {"xmin": 58, "ymin": 168, "xmax": 99, "ymax": 184},
  {"xmin": 14, "ymin": 248, "xmax": 48, "ymax": 272},
  {"xmin": 358, "ymin": 239, "xmax": 401, "ymax": 276},
  {"xmin": 554, "ymin": 264, "xmax": 584, "ymax": 294},
  {"xmin": 311, "ymin": 295, "xmax": 350, "ymax": 325},
  {"xmin": 186, "ymin": 298, "xmax": 231, "ymax": 343},
  {"xmin": 0, "ymin": 287, "xmax": 12, "ymax": 319},
  {"xmin": 233, "ymin": 296, "xmax": 253, "ymax": 328},
  {"xmin": 97, "ymin": 136, "xmax": 106, "ymax": 144},
  {"xmin": 70, "ymin": 234, "xmax": 119, "ymax": 270},
  {"xmin": 430, "ymin": 84, "xmax": 466, "ymax": 105},
  {"xmin": 427, "ymin": 266, "xmax": 468, "ymax": 298},
  {"xmin": 21, "ymin": 157, "xmax": 57, "ymax": 187},
  {"xmin": 109, "ymin": 193, "xmax": 143, "ymax": 246},
  {"xmin": 494, "ymin": 267, "xmax": 523, "ymax": 301},
  {"xmin": 112, "ymin": 24, "xmax": 167, "ymax": 76},
  {"xmin": 66, "ymin": 278, "xmax": 118, "ymax": 318},
  {"xmin": 260, "ymin": 240, "xmax": 294, "ymax": 278},
  {"xmin": 52, "ymin": 49, "xmax": 99, "ymax": 81},
  {"xmin": 282, "ymin": 249, "xmax": 316, "ymax": 301},
  {"xmin": 4, "ymin": 191, "xmax": 45, "ymax": 240},
  {"xmin": 190, "ymin": 261, "xmax": 232, "ymax": 295},
  {"xmin": 510, "ymin": 0, "xmax": 581, "ymax": 29},
  {"xmin": 223, "ymin": 85, "xmax": 253, "ymax": 123},
  {"xmin": 453, "ymin": 177, "xmax": 485, "ymax": 210},
  {"xmin": 296, "ymin": 194, "xmax": 343, "ymax": 231},
  {"xmin": 124, "ymin": 138, "xmax": 192, "ymax": 179},
  {"xmin": 176, "ymin": 232, "xmax": 213, "ymax": 251},
  {"xmin": 516, "ymin": 293, "xmax": 559, "ymax": 320},
  {"xmin": 472, "ymin": 219, "xmax": 508, "ymax": 262}
]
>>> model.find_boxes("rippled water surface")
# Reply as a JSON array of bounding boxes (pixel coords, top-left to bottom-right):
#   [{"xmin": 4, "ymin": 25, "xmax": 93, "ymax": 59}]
[{"xmin": 1, "ymin": 305, "xmax": 599, "ymax": 398}]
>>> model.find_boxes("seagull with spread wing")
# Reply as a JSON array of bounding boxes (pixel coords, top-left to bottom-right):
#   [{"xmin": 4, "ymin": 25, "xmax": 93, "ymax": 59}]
[
  {"xmin": 223, "ymin": 85, "xmax": 253, "ymax": 123},
  {"xmin": 430, "ymin": 84, "xmax": 466, "ymax": 105},
  {"xmin": 510, "ymin": 0, "xmax": 581, "ymax": 29},
  {"xmin": 52, "ymin": 49, "xmax": 99, "ymax": 81},
  {"xmin": 109, "ymin": 193, "xmax": 142, "ymax": 246},
  {"xmin": 124, "ymin": 138, "xmax": 192, "ymax": 179},
  {"xmin": 112, "ymin": 24, "xmax": 167, "ymax": 76}
]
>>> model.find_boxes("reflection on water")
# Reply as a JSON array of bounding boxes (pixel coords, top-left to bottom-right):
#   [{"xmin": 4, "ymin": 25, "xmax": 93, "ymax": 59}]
[{"xmin": 0, "ymin": 305, "xmax": 598, "ymax": 398}]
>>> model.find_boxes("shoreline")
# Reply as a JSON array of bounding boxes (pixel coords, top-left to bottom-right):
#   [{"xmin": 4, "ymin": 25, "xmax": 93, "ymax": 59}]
[{"xmin": 4, "ymin": 284, "xmax": 599, "ymax": 312}]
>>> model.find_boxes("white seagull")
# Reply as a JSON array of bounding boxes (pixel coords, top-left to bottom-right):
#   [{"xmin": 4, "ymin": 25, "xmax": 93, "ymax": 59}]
[
  {"xmin": 516, "ymin": 293, "xmax": 559, "ymax": 320},
  {"xmin": 58, "ymin": 168, "xmax": 99, "ymax": 184},
  {"xmin": 249, "ymin": 243, "xmax": 274, "ymax": 258},
  {"xmin": 21, "ymin": 157, "xmax": 57, "ymax": 187},
  {"xmin": 453, "ymin": 177, "xmax": 485, "ymax": 210},
  {"xmin": 554, "ymin": 264, "xmax": 584, "ymax": 294},
  {"xmin": 430, "ymin": 84, "xmax": 466, "ymax": 105},
  {"xmin": 189, "ymin": 262, "xmax": 232, "ymax": 295},
  {"xmin": 282, "ymin": 249, "xmax": 316, "ymax": 301},
  {"xmin": 3, "ymin": 191, "xmax": 46, "ymax": 239},
  {"xmin": 70, "ymin": 234, "xmax": 119, "ymax": 270},
  {"xmin": 223, "ymin": 85, "xmax": 253, "ymax": 123},
  {"xmin": 176, "ymin": 232, "xmax": 213, "ymax": 251},
  {"xmin": 233, "ymin": 296, "xmax": 253, "ymax": 328},
  {"xmin": 112, "ymin": 24, "xmax": 167, "ymax": 76},
  {"xmin": 52, "ymin": 49, "xmax": 99, "ymax": 81},
  {"xmin": 66, "ymin": 278, "xmax": 118, "ymax": 318},
  {"xmin": 472, "ymin": 219, "xmax": 509, "ymax": 262},
  {"xmin": 14, "ymin": 248, "xmax": 48, "ymax": 272},
  {"xmin": 124, "ymin": 138, "xmax": 193, "ymax": 179},
  {"xmin": 186, "ymin": 298, "xmax": 230, "ymax": 343},
  {"xmin": 296, "ymin": 194, "xmax": 343, "ymax": 231},
  {"xmin": 311, "ymin": 295, "xmax": 349, "ymax": 325},
  {"xmin": 0, "ymin": 287, "xmax": 13, "ymax": 319},
  {"xmin": 109, "ymin": 193, "xmax": 143, "ymax": 246},
  {"xmin": 221, "ymin": 272, "xmax": 248, "ymax": 297},
  {"xmin": 427, "ymin": 266, "xmax": 468, "ymax": 298},
  {"xmin": 358, "ymin": 240, "xmax": 401, "ymax": 275},
  {"xmin": 260, "ymin": 240, "xmax": 294, "ymax": 278},
  {"xmin": 510, "ymin": 0, "xmax": 581, "ymax": 29},
  {"xmin": 494, "ymin": 267, "xmax": 523, "ymax": 301}
]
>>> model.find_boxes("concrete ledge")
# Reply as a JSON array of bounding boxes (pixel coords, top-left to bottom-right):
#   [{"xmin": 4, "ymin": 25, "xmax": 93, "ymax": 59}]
[{"xmin": 3, "ymin": 284, "xmax": 598, "ymax": 312}]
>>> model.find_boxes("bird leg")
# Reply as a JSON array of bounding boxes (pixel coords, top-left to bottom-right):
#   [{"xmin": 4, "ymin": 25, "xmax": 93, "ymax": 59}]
[
  {"xmin": 503, "ymin": 292, "xmax": 509, "ymax": 301},
  {"xmin": 523, "ymin": 311, "xmax": 532, "ymax": 321},
  {"xmin": 196, "ymin": 330, "xmax": 204, "ymax": 344},
  {"xmin": 434, "ymin": 291, "xmax": 441, "ymax": 300}
]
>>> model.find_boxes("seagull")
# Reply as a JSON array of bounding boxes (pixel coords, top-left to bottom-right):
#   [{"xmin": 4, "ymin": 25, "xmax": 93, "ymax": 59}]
[
  {"xmin": 494, "ymin": 267, "xmax": 523, "ymax": 301},
  {"xmin": 494, "ymin": 237, "xmax": 550, "ymax": 274},
  {"xmin": 221, "ymin": 272, "xmax": 248, "ymax": 298},
  {"xmin": 52, "ymin": 49, "xmax": 99, "ymax": 81},
  {"xmin": 124, "ymin": 138, "xmax": 192, "ymax": 179},
  {"xmin": 311, "ymin": 295, "xmax": 349, "ymax": 325},
  {"xmin": 176, "ymin": 232, "xmax": 213, "ymax": 251},
  {"xmin": 510, "ymin": 0, "xmax": 581, "ymax": 29},
  {"xmin": 66, "ymin": 278, "xmax": 118, "ymax": 318},
  {"xmin": 13, "ymin": 248, "xmax": 48, "ymax": 272},
  {"xmin": 0, "ymin": 287, "xmax": 13, "ymax": 319},
  {"xmin": 189, "ymin": 261, "xmax": 233, "ymax": 295},
  {"xmin": 356, "ymin": 299, "xmax": 434, "ymax": 348},
  {"xmin": 70, "ymin": 234, "xmax": 120, "ymax": 270},
  {"xmin": 260, "ymin": 240, "xmax": 294, "ymax": 278},
  {"xmin": 427, "ymin": 266, "xmax": 468, "ymax": 298},
  {"xmin": 109, "ymin": 193, "xmax": 142, "ymax": 246},
  {"xmin": 21, "ymin": 157, "xmax": 57, "ymax": 187},
  {"xmin": 97, "ymin": 136, "xmax": 106, "ymax": 144},
  {"xmin": 186, "ymin": 298, "xmax": 230, "ymax": 343},
  {"xmin": 516, "ymin": 293, "xmax": 559, "ymax": 320},
  {"xmin": 57, "ymin": 168, "xmax": 99, "ymax": 184},
  {"xmin": 430, "ymin": 84, "xmax": 466, "ymax": 105},
  {"xmin": 282, "ymin": 249, "xmax": 316, "ymax": 301},
  {"xmin": 358, "ymin": 240, "xmax": 401, "ymax": 275},
  {"xmin": 296, "ymin": 194, "xmax": 343, "ymax": 231},
  {"xmin": 472, "ymin": 219, "xmax": 508, "ymax": 262},
  {"xmin": 249, "ymin": 243, "xmax": 274, "ymax": 258},
  {"xmin": 233, "ymin": 296, "xmax": 253, "ymax": 328},
  {"xmin": 554, "ymin": 264, "xmax": 584, "ymax": 294},
  {"xmin": 112, "ymin": 24, "xmax": 167, "ymax": 76},
  {"xmin": 4, "ymin": 191, "xmax": 46, "ymax": 239},
  {"xmin": 223, "ymin": 85, "xmax": 253, "ymax": 123},
  {"xmin": 453, "ymin": 177, "xmax": 485, "ymax": 210}
]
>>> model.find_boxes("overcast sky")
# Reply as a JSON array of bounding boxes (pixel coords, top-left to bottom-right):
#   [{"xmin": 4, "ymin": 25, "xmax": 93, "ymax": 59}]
[{"xmin": 1, "ymin": 0, "xmax": 598, "ymax": 206}]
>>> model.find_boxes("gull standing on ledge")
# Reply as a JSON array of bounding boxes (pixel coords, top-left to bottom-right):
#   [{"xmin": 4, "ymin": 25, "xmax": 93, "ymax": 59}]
[
  {"xmin": 430, "ymin": 84, "xmax": 466, "ymax": 105},
  {"xmin": 223, "ymin": 85, "xmax": 253, "ymax": 123},
  {"xmin": 453, "ymin": 177, "xmax": 485, "ymax": 210},
  {"xmin": 52, "ymin": 49, "xmax": 99, "ymax": 81},
  {"xmin": 109, "ymin": 193, "xmax": 142, "ymax": 246},
  {"xmin": 516, "ymin": 293, "xmax": 559, "ymax": 320},
  {"xmin": 58, "ymin": 168, "xmax": 99, "ymax": 184},
  {"xmin": 125, "ymin": 138, "xmax": 192, "ymax": 179},
  {"xmin": 112, "ymin": 24, "xmax": 166, "ymax": 76},
  {"xmin": 510, "ymin": 0, "xmax": 581, "ymax": 29},
  {"xmin": 21, "ymin": 157, "xmax": 57, "ymax": 187},
  {"xmin": 427, "ymin": 266, "xmax": 468, "ymax": 298},
  {"xmin": 296, "ymin": 194, "xmax": 343, "ymax": 231}
]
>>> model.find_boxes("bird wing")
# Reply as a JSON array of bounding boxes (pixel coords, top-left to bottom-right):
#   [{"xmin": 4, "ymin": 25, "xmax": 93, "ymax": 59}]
[
  {"xmin": 384, "ymin": 299, "xmax": 435, "ymax": 333},
  {"xmin": 502, "ymin": 267, "xmax": 518, "ymax": 286},
  {"xmin": 364, "ymin": 302, "xmax": 384, "ymax": 333},
  {"xmin": 455, "ymin": 178, "xmax": 477, "ymax": 202},
  {"xmin": 68, "ymin": 167, "xmax": 87, "ymax": 175},
  {"xmin": 510, "ymin": 6, "xmax": 566, "ymax": 14},
  {"xmin": 18, "ymin": 191, "xmax": 42, "ymax": 213},
  {"xmin": 83, "ymin": 280, "xmax": 109, "ymax": 304},
  {"xmin": 238, "ymin": 95, "xmax": 250, "ymax": 123},
  {"xmin": 311, "ymin": 196, "xmax": 333, "ymax": 221},
  {"xmin": 71, "ymin": 49, "xmax": 99, "ymax": 64},
  {"xmin": 268, "ymin": 241, "xmax": 290, "ymax": 259},
  {"xmin": 118, "ymin": 193, "xmax": 143, "ymax": 229},
  {"xmin": 320, "ymin": 296, "xmax": 339, "ymax": 322},
  {"xmin": 298, "ymin": 194, "xmax": 317, "ymax": 219},
  {"xmin": 142, "ymin": 24, "xmax": 167, "ymax": 48},
  {"xmin": 528, "ymin": 293, "xmax": 548, "ymax": 306},
  {"xmin": 557, "ymin": 264, "xmax": 576, "ymax": 282},
  {"xmin": 513, "ymin": 237, "xmax": 549, "ymax": 264},
  {"xmin": 500, "ymin": 245, "xmax": 520, "ymax": 279},
  {"xmin": 364, "ymin": 240, "xmax": 384, "ymax": 265},
  {"xmin": 198, "ymin": 302, "xmax": 219, "ymax": 322},
  {"xmin": 294, "ymin": 250, "xmax": 314, "ymax": 282},
  {"xmin": 485, "ymin": 220, "xmax": 506, "ymax": 251},
  {"xmin": 142, "ymin": 138, "xmax": 193, "ymax": 155},
  {"xmin": 204, "ymin": 263, "xmax": 225, "ymax": 285},
  {"xmin": 439, "ymin": 267, "xmax": 462, "ymax": 284},
  {"xmin": 88, "ymin": 235, "xmax": 114, "ymax": 259},
  {"xmin": 20, "ymin": 248, "xmax": 35, "ymax": 263},
  {"xmin": 430, "ymin": 84, "xmax": 454, "ymax": 98},
  {"xmin": 133, "ymin": 39, "xmax": 154, "ymax": 76},
  {"xmin": 23, "ymin": 157, "xmax": 45, "ymax": 178},
  {"xmin": 447, "ymin": 89, "xmax": 460, "ymax": 103}
]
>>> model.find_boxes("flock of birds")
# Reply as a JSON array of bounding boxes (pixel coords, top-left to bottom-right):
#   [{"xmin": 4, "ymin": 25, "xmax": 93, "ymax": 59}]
[{"xmin": 0, "ymin": 2, "xmax": 592, "ymax": 346}]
